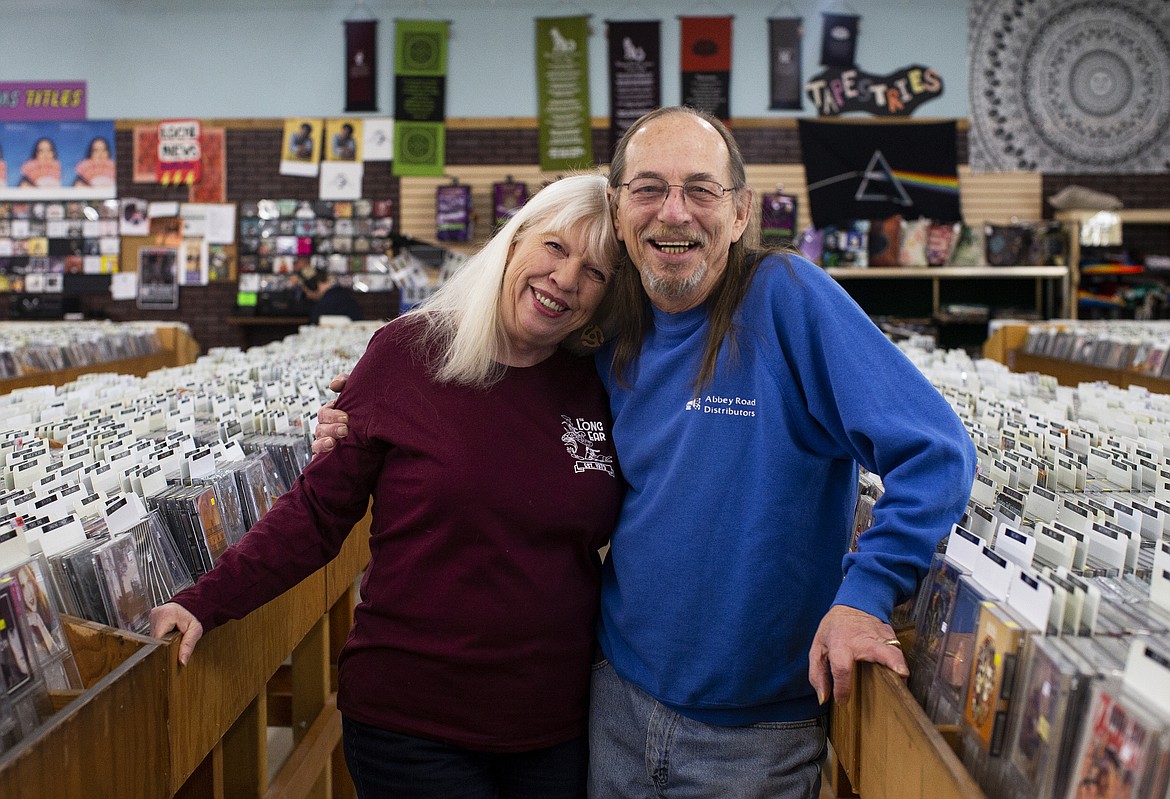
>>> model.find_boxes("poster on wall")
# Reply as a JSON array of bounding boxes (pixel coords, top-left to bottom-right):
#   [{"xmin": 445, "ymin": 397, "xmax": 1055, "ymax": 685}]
[
  {"xmin": 136, "ymin": 246, "xmax": 180, "ymax": 309},
  {"xmin": 393, "ymin": 19, "xmax": 448, "ymax": 177},
  {"xmin": 607, "ymin": 20, "xmax": 661, "ymax": 155},
  {"xmin": 968, "ymin": 0, "xmax": 1170, "ymax": 173},
  {"xmin": 0, "ymin": 120, "xmax": 116, "ymax": 200},
  {"xmin": 280, "ymin": 118, "xmax": 322, "ymax": 177},
  {"xmin": 680, "ymin": 16, "xmax": 732, "ymax": 125},
  {"xmin": 798, "ymin": 119, "xmax": 960, "ymax": 228},
  {"xmin": 190, "ymin": 127, "xmax": 225, "ymax": 203},
  {"xmin": 157, "ymin": 119, "xmax": 201, "ymax": 186},
  {"xmin": 325, "ymin": 118, "xmax": 363, "ymax": 162},
  {"xmin": 536, "ymin": 15, "xmax": 593, "ymax": 171}
]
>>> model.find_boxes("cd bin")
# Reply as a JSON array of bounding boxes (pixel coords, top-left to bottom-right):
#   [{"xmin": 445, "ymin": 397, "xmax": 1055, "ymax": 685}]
[
  {"xmin": 0, "ymin": 509, "xmax": 371, "ymax": 798},
  {"xmin": 1, "ymin": 513, "xmax": 987, "ymax": 799}
]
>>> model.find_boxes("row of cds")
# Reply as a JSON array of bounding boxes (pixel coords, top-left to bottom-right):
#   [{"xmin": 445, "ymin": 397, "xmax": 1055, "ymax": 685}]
[
  {"xmin": 1022, "ymin": 320, "xmax": 1170, "ymax": 380},
  {"xmin": 0, "ymin": 321, "xmax": 167, "ymax": 379},
  {"xmin": 885, "ymin": 340, "xmax": 1170, "ymax": 799},
  {"xmin": 0, "ymin": 322, "xmax": 375, "ymax": 752}
]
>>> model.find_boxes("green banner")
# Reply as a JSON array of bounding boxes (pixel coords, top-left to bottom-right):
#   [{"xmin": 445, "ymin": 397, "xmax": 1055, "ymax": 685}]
[
  {"xmin": 535, "ymin": 16, "xmax": 594, "ymax": 171},
  {"xmin": 393, "ymin": 19, "xmax": 448, "ymax": 177}
]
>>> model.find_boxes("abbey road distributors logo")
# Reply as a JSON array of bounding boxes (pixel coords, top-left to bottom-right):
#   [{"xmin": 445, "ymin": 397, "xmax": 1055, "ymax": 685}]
[
  {"xmin": 685, "ymin": 393, "xmax": 757, "ymax": 417},
  {"xmin": 561, "ymin": 416, "xmax": 615, "ymax": 476}
]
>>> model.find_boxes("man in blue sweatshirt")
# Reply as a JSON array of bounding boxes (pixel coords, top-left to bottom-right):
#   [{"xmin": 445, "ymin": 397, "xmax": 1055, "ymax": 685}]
[
  {"xmin": 314, "ymin": 106, "xmax": 976, "ymax": 798},
  {"xmin": 589, "ymin": 106, "xmax": 974, "ymax": 798}
]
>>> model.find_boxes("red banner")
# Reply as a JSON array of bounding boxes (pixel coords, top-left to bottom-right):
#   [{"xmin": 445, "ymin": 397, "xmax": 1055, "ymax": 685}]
[{"xmin": 680, "ymin": 16, "xmax": 732, "ymax": 124}]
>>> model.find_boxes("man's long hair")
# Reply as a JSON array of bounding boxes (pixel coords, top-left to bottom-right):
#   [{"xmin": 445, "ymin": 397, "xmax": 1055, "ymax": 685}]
[{"xmin": 606, "ymin": 106, "xmax": 766, "ymax": 392}]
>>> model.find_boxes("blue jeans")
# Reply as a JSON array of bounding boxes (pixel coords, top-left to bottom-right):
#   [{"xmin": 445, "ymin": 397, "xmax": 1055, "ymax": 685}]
[
  {"xmin": 588, "ymin": 659, "xmax": 827, "ymax": 799},
  {"xmin": 342, "ymin": 716, "xmax": 587, "ymax": 799}
]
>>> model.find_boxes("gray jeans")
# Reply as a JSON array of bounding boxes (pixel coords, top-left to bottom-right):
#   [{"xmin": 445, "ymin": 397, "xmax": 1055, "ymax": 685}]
[{"xmin": 588, "ymin": 659, "xmax": 827, "ymax": 799}]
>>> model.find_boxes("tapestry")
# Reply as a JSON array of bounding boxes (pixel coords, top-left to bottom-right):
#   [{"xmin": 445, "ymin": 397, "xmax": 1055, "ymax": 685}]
[
  {"xmin": 968, "ymin": 0, "xmax": 1170, "ymax": 173},
  {"xmin": 536, "ymin": 15, "xmax": 593, "ymax": 171},
  {"xmin": 393, "ymin": 19, "xmax": 448, "ymax": 177},
  {"xmin": 798, "ymin": 119, "xmax": 960, "ymax": 228},
  {"xmin": 681, "ymin": 16, "xmax": 732, "ymax": 124},
  {"xmin": 769, "ymin": 18, "xmax": 803, "ymax": 111},
  {"xmin": 607, "ymin": 20, "xmax": 660, "ymax": 154},
  {"xmin": 345, "ymin": 20, "xmax": 378, "ymax": 113}
]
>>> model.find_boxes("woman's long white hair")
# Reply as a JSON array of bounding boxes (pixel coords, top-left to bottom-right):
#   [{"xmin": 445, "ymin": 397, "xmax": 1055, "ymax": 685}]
[{"xmin": 406, "ymin": 172, "xmax": 620, "ymax": 387}]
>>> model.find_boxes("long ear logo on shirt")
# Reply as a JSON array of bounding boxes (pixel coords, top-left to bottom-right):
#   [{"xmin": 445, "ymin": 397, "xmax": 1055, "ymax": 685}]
[{"xmin": 560, "ymin": 416, "xmax": 616, "ymax": 477}]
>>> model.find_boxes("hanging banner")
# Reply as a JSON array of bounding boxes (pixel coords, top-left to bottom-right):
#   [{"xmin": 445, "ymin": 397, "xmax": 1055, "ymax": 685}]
[
  {"xmin": 157, "ymin": 119, "xmax": 201, "ymax": 186},
  {"xmin": 820, "ymin": 14, "xmax": 859, "ymax": 67},
  {"xmin": 536, "ymin": 15, "xmax": 594, "ymax": 171},
  {"xmin": 607, "ymin": 20, "xmax": 661, "ymax": 154},
  {"xmin": 393, "ymin": 19, "xmax": 448, "ymax": 177},
  {"xmin": 798, "ymin": 119, "xmax": 960, "ymax": 228},
  {"xmin": 680, "ymin": 16, "xmax": 732, "ymax": 125},
  {"xmin": 769, "ymin": 18, "xmax": 803, "ymax": 111},
  {"xmin": 345, "ymin": 19, "xmax": 378, "ymax": 113},
  {"xmin": 0, "ymin": 120, "xmax": 116, "ymax": 200},
  {"xmin": 0, "ymin": 81, "xmax": 87, "ymax": 122}
]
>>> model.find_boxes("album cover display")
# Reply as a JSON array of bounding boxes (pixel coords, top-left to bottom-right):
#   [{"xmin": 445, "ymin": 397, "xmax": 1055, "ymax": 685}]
[
  {"xmin": 92, "ymin": 533, "xmax": 151, "ymax": 634},
  {"xmin": 0, "ymin": 200, "xmax": 121, "ymax": 290},
  {"xmin": 1005, "ymin": 636, "xmax": 1092, "ymax": 799},
  {"xmin": 1065, "ymin": 685, "xmax": 1170, "ymax": 799},
  {"xmin": 962, "ymin": 602, "xmax": 1026, "ymax": 758},
  {"xmin": 909, "ymin": 553, "xmax": 966, "ymax": 705},
  {"xmin": 131, "ymin": 510, "xmax": 194, "ymax": 606},
  {"xmin": 929, "ymin": 575, "xmax": 990, "ymax": 724}
]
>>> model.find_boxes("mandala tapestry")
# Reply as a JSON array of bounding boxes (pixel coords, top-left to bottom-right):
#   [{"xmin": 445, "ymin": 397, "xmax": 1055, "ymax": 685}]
[{"xmin": 968, "ymin": 0, "xmax": 1170, "ymax": 173}]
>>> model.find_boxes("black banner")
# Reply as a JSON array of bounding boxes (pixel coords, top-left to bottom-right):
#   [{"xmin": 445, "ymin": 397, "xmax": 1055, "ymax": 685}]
[
  {"xmin": 607, "ymin": 20, "xmax": 661, "ymax": 155},
  {"xmin": 798, "ymin": 119, "xmax": 961, "ymax": 228},
  {"xmin": 769, "ymin": 18, "xmax": 803, "ymax": 111},
  {"xmin": 820, "ymin": 13, "xmax": 858, "ymax": 68},
  {"xmin": 345, "ymin": 20, "xmax": 378, "ymax": 112},
  {"xmin": 680, "ymin": 16, "xmax": 732, "ymax": 125}
]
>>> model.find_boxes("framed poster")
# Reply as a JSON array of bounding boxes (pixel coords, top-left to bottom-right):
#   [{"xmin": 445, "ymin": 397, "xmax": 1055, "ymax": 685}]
[{"xmin": 137, "ymin": 246, "xmax": 179, "ymax": 309}]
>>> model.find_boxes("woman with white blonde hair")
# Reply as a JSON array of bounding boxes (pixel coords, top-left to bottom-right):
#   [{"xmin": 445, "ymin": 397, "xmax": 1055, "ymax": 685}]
[{"xmin": 152, "ymin": 173, "xmax": 626, "ymax": 798}]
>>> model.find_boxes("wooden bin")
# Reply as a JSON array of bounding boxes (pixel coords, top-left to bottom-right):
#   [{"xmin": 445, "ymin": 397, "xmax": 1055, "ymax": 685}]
[
  {"xmin": 830, "ymin": 663, "xmax": 986, "ymax": 799},
  {"xmin": 0, "ymin": 617, "xmax": 169, "ymax": 798}
]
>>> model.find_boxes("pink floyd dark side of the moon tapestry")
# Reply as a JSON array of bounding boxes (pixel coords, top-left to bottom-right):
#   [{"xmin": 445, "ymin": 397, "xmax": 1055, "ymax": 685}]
[{"xmin": 968, "ymin": 0, "xmax": 1170, "ymax": 174}]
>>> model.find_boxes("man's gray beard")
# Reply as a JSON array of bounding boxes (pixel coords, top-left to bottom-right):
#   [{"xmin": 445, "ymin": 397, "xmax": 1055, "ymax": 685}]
[{"xmin": 641, "ymin": 257, "xmax": 707, "ymax": 301}]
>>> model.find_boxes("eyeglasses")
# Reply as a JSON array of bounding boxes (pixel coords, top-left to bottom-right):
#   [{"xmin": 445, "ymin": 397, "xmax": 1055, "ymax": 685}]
[{"xmin": 621, "ymin": 177, "xmax": 739, "ymax": 208}]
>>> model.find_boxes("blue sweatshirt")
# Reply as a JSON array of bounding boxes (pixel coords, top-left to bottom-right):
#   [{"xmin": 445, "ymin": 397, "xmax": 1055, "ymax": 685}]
[{"xmin": 595, "ymin": 254, "xmax": 976, "ymax": 725}]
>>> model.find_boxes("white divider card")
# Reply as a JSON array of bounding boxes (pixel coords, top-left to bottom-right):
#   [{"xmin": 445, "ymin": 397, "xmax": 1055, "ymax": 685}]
[
  {"xmin": 36, "ymin": 515, "xmax": 88, "ymax": 558},
  {"xmin": 73, "ymin": 491, "xmax": 104, "ymax": 519},
  {"xmin": 1135, "ymin": 501, "xmax": 1164, "ymax": 541},
  {"xmin": 128, "ymin": 414, "xmax": 150, "ymax": 438},
  {"xmin": 1108, "ymin": 459, "xmax": 1139, "ymax": 491},
  {"xmin": 973, "ymin": 545, "xmax": 1015, "ymax": 601},
  {"xmin": 103, "ymin": 493, "xmax": 147, "ymax": 535},
  {"xmin": 1051, "ymin": 570, "xmax": 1084, "ymax": 636},
  {"xmin": 139, "ymin": 464, "xmax": 168, "ymax": 499},
  {"xmin": 1034, "ymin": 523, "xmax": 1078, "ymax": 571},
  {"xmin": 218, "ymin": 418, "xmax": 243, "ymax": 444},
  {"xmin": 85, "ymin": 462, "xmax": 121, "ymax": 497},
  {"xmin": 1157, "ymin": 469, "xmax": 1170, "ymax": 502},
  {"xmin": 130, "ymin": 439, "xmax": 154, "ymax": 464},
  {"xmin": 995, "ymin": 523, "xmax": 1037, "ymax": 570},
  {"xmin": 264, "ymin": 382, "xmax": 281, "ymax": 400},
  {"xmin": 997, "ymin": 484, "xmax": 1027, "ymax": 517},
  {"xmin": 971, "ymin": 473, "xmax": 998, "ymax": 507},
  {"xmin": 1055, "ymin": 458, "xmax": 1078, "ymax": 491},
  {"xmin": 58, "ymin": 482, "xmax": 84, "ymax": 512},
  {"xmin": 1087, "ymin": 523, "xmax": 1128, "ymax": 575},
  {"xmin": 1027, "ymin": 484, "xmax": 1059, "ymax": 523},
  {"xmin": 1084, "ymin": 497, "xmax": 1115, "ymax": 523},
  {"xmin": 1045, "ymin": 576, "xmax": 1067, "ymax": 635},
  {"xmin": 35, "ymin": 471, "xmax": 69, "ymax": 497},
  {"xmin": 30, "ymin": 492, "xmax": 69, "ymax": 523},
  {"xmin": 221, "ymin": 440, "xmax": 246, "ymax": 463},
  {"xmin": 1111, "ymin": 501, "xmax": 1142, "ymax": 538},
  {"xmin": 272, "ymin": 410, "xmax": 291, "ymax": 434},
  {"xmin": 303, "ymin": 411, "xmax": 318, "ymax": 439},
  {"xmin": 186, "ymin": 447, "xmax": 216, "ymax": 480},
  {"xmin": 176, "ymin": 396, "xmax": 196, "ymax": 417},
  {"xmin": 108, "ymin": 448, "xmax": 135, "ymax": 479},
  {"xmin": 989, "ymin": 459, "xmax": 1013, "ymax": 490},
  {"xmin": 153, "ymin": 443, "xmax": 182, "ymax": 481},
  {"xmin": 1072, "ymin": 576, "xmax": 1102, "ymax": 636},
  {"xmin": 0, "ymin": 523, "xmax": 30, "ymax": 570},
  {"xmin": 968, "ymin": 503, "xmax": 998, "ymax": 543},
  {"xmin": 1122, "ymin": 639, "xmax": 1170, "ymax": 718},
  {"xmin": 1058, "ymin": 499, "xmax": 1093, "ymax": 535},
  {"xmin": 1139, "ymin": 458, "xmax": 1159, "ymax": 490},
  {"xmin": 11, "ymin": 457, "xmax": 48, "ymax": 491},
  {"xmin": 1007, "ymin": 569, "xmax": 1053, "ymax": 632},
  {"xmin": 945, "ymin": 524, "xmax": 985, "ymax": 571},
  {"xmin": 975, "ymin": 444, "xmax": 995, "ymax": 475},
  {"xmin": 1150, "ymin": 542, "xmax": 1170, "ymax": 615}
]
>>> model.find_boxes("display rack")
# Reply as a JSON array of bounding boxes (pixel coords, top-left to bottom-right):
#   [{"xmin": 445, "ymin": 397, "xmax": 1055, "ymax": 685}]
[
  {"xmin": 1056, "ymin": 208, "xmax": 1170, "ymax": 321},
  {"xmin": 0, "ymin": 511, "xmax": 372, "ymax": 799},
  {"xmin": 826, "ymin": 265, "xmax": 1070, "ymax": 320}
]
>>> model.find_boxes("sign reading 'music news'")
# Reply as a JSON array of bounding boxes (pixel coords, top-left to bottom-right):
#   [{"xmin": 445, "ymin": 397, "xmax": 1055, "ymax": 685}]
[{"xmin": 0, "ymin": 82, "xmax": 87, "ymax": 122}]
